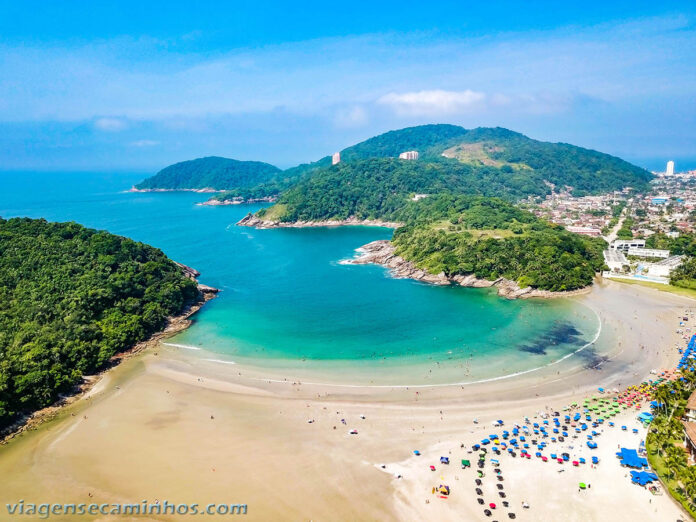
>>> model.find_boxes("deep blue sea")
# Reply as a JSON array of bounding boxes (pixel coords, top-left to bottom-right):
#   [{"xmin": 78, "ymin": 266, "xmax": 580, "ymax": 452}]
[{"xmin": 0, "ymin": 171, "xmax": 601, "ymax": 384}]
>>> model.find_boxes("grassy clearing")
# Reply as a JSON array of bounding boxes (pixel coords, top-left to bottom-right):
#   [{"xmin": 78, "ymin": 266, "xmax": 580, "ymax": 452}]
[
  {"xmin": 609, "ymin": 278, "xmax": 696, "ymax": 301},
  {"xmin": 259, "ymin": 203, "xmax": 288, "ymax": 221}
]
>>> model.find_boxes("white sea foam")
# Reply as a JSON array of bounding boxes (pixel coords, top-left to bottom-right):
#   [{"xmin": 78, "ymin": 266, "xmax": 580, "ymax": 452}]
[
  {"xmin": 202, "ymin": 358, "xmax": 237, "ymax": 365},
  {"xmin": 163, "ymin": 343, "xmax": 202, "ymax": 351}
]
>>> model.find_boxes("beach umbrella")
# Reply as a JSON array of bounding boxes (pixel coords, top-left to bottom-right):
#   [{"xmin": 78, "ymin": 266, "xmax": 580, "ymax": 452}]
[
  {"xmin": 490, "ymin": 503, "xmax": 497, "ymax": 509},
  {"xmin": 579, "ymin": 483, "xmax": 586, "ymax": 489}
]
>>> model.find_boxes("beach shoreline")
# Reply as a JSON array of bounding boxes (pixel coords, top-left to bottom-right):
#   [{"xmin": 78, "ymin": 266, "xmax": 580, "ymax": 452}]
[
  {"xmin": 0, "ymin": 281, "xmax": 692, "ymax": 521},
  {"xmin": 0, "ymin": 276, "xmax": 219, "ymax": 445}
]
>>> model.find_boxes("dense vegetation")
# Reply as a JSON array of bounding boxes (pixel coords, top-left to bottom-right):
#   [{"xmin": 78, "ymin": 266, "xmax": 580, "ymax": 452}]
[
  {"xmin": 647, "ymin": 370, "xmax": 696, "ymax": 517},
  {"xmin": 450, "ymin": 127, "xmax": 652, "ymax": 196},
  {"xmin": 135, "ymin": 156, "xmax": 281, "ymax": 191},
  {"xmin": 0, "ymin": 218, "xmax": 200, "ymax": 429},
  {"xmin": 646, "ymin": 232, "xmax": 696, "ymax": 257},
  {"xmin": 670, "ymin": 258, "xmax": 696, "ymax": 289},
  {"xmin": 389, "ymin": 195, "xmax": 606, "ymax": 291},
  {"xmin": 259, "ymin": 157, "xmax": 549, "ymax": 222},
  {"xmin": 340, "ymin": 124, "xmax": 469, "ymax": 161},
  {"xmin": 213, "ymin": 124, "xmax": 652, "ymax": 205},
  {"xmin": 616, "ymin": 216, "xmax": 635, "ymax": 239}
]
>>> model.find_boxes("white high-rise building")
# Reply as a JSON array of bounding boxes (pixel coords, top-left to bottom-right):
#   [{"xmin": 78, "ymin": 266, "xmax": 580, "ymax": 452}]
[
  {"xmin": 399, "ymin": 150, "xmax": 419, "ymax": 160},
  {"xmin": 332, "ymin": 152, "xmax": 341, "ymax": 165},
  {"xmin": 666, "ymin": 160, "xmax": 675, "ymax": 176}
]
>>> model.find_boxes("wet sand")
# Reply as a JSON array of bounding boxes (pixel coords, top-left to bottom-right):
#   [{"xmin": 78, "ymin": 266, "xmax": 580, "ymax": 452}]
[{"xmin": 0, "ymin": 280, "xmax": 692, "ymax": 521}]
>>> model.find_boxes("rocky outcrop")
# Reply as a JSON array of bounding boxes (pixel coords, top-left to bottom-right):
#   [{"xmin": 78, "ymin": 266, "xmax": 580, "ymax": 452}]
[
  {"xmin": 200, "ymin": 196, "xmax": 277, "ymax": 206},
  {"xmin": 346, "ymin": 240, "xmax": 591, "ymax": 300},
  {"xmin": 129, "ymin": 187, "xmax": 219, "ymax": 193},
  {"xmin": 237, "ymin": 213, "xmax": 403, "ymax": 229},
  {"xmin": 175, "ymin": 262, "xmax": 219, "ymax": 298}
]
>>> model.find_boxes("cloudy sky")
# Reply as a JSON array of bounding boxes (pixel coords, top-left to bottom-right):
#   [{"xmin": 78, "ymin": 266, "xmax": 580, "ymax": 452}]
[{"xmin": 1, "ymin": 1, "xmax": 695, "ymax": 172}]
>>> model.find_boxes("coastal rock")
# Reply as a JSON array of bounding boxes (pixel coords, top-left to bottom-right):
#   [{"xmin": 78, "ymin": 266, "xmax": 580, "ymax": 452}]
[
  {"xmin": 197, "ymin": 284, "xmax": 220, "ymax": 295},
  {"xmin": 175, "ymin": 262, "xmax": 201, "ymax": 279},
  {"xmin": 129, "ymin": 187, "xmax": 219, "ymax": 193},
  {"xmin": 175, "ymin": 262, "xmax": 220, "ymax": 299},
  {"xmin": 346, "ymin": 240, "xmax": 591, "ymax": 300},
  {"xmin": 236, "ymin": 213, "xmax": 403, "ymax": 229},
  {"xmin": 200, "ymin": 196, "xmax": 277, "ymax": 206}
]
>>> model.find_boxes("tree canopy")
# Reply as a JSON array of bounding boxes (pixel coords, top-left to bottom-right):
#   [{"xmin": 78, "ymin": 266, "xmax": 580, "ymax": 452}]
[
  {"xmin": 0, "ymin": 217, "xmax": 200, "ymax": 429},
  {"xmin": 135, "ymin": 156, "xmax": 281, "ymax": 190},
  {"xmin": 390, "ymin": 195, "xmax": 606, "ymax": 291}
]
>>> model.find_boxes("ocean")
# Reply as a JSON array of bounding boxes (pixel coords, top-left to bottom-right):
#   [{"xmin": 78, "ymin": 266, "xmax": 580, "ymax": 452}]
[{"xmin": 0, "ymin": 171, "xmax": 601, "ymax": 384}]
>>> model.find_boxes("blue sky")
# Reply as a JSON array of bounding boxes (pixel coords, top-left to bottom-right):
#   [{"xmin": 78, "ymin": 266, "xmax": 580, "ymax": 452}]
[{"xmin": 1, "ymin": 1, "xmax": 695, "ymax": 172}]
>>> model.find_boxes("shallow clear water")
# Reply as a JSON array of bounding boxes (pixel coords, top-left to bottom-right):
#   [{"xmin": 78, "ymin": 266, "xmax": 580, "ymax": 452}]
[{"xmin": 0, "ymin": 171, "xmax": 600, "ymax": 383}]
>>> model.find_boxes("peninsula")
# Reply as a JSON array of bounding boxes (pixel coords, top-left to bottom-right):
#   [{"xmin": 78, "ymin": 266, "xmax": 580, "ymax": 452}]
[{"xmin": 0, "ymin": 217, "xmax": 217, "ymax": 434}]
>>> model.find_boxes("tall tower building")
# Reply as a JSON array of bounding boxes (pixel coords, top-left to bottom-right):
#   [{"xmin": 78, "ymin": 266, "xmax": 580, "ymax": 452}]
[
  {"xmin": 666, "ymin": 160, "xmax": 675, "ymax": 176},
  {"xmin": 332, "ymin": 152, "xmax": 341, "ymax": 165}
]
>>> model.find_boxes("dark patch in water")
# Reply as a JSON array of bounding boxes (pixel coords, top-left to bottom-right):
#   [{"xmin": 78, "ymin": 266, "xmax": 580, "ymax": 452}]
[
  {"xmin": 518, "ymin": 322, "xmax": 583, "ymax": 355},
  {"xmin": 575, "ymin": 346, "xmax": 609, "ymax": 369}
]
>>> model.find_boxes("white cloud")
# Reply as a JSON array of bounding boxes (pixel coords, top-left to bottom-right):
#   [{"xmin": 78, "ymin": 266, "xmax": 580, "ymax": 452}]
[
  {"xmin": 333, "ymin": 105, "xmax": 368, "ymax": 128},
  {"xmin": 130, "ymin": 139, "xmax": 160, "ymax": 147},
  {"xmin": 93, "ymin": 117, "xmax": 128, "ymax": 132},
  {"xmin": 377, "ymin": 89, "xmax": 487, "ymax": 116}
]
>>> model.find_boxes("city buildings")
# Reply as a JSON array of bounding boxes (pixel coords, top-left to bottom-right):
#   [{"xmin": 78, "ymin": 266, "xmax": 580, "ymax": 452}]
[{"xmin": 667, "ymin": 160, "xmax": 675, "ymax": 177}]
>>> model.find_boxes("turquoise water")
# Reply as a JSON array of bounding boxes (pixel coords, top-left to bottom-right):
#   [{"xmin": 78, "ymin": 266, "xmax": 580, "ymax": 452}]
[{"xmin": 0, "ymin": 172, "xmax": 600, "ymax": 383}]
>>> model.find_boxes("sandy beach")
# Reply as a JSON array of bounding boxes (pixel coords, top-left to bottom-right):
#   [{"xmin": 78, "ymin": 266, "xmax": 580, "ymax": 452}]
[{"xmin": 0, "ymin": 280, "xmax": 692, "ymax": 521}]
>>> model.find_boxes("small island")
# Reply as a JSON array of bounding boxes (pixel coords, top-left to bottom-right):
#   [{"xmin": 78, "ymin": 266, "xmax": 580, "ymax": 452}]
[{"xmin": 132, "ymin": 156, "xmax": 281, "ymax": 192}]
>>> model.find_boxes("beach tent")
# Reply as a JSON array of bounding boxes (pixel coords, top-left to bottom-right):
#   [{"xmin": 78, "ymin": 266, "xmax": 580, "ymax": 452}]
[
  {"xmin": 637, "ymin": 412, "xmax": 653, "ymax": 423},
  {"xmin": 440, "ymin": 457, "xmax": 450, "ymax": 464},
  {"xmin": 462, "ymin": 459, "xmax": 471, "ymax": 468},
  {"xmin": 630, "ymin": 471, "xmax": 658, "ymax": 486},
  {"xmin": 617, "ymin": 448, "xmax": 648, "ymax": 469}
]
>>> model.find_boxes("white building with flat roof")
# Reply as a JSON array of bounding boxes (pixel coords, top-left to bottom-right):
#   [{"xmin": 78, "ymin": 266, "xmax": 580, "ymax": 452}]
[
  {"xmin": 567, "ymin": 226, "xmax": 602, "ymax": 237},
  {"xmin": 610, "ymin": 239, "xmax": 646, "ymax": 252},
  {"xmin": 667, "ymin": 160, "xmax": 675, "ymax": 176},
  {"xmin": 332, "ymin": 152, "xmax": 341, "ymax": 165},
  {"xmin": 399, "ymin": 150, "xmax": 419, "ymax": 160},
  {"xmin": 627, "ymin": 247, "xmax": 671, "ymax": 258}
]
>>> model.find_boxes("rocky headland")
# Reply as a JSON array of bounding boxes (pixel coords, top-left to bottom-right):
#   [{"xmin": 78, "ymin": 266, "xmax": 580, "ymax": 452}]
[
  {"xmin": 236, "ymin": 213, "xmax": 403, "ymax": 229},
  {"xmin": 200, "ymin": 196, "xmax": 277, "ymax": 206},
  {"xmin": 345, "ymin": 240, "xmax": 592, "ymax": 299}
]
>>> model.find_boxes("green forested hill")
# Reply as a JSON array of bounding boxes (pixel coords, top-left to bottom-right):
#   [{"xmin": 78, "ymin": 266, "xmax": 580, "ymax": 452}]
[
  {"xmin": 442, "ymin": 127, "xmax": 653, "ymax": 195},
  {"xmin": 214, "ymin": 124, "xmax": 652, "ymax": 207},
  {"xmin": 390, "ymin": 195, "xmax": 606, "ymax": 291},
  {"xmin": 0, "ymin": 218, "xmax": 200, "ymax": 429},
  {"xmin": 135, "ymin": 156, "xmax": 281, "ymax": 190},
  {"xmin": 259, "ymin": 157, "xmax": 548, "ymax": 222},
  {"xmin": 339, "ymin": 123, "xmax": 469, "ymax": 161}
]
